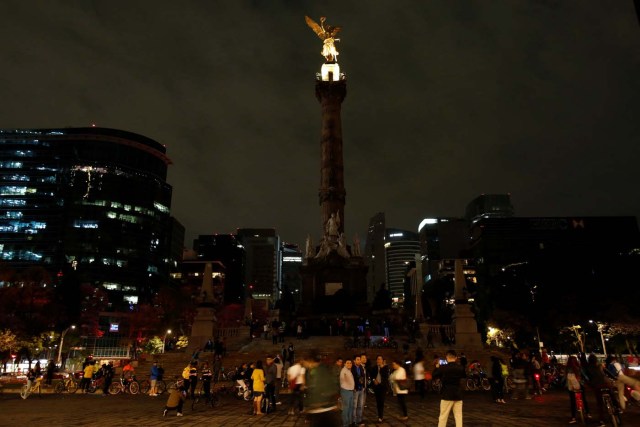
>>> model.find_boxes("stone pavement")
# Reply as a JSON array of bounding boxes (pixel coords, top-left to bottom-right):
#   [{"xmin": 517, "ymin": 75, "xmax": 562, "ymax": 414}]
[{"xmin": 2, "ymin": 387, "xmax": 639, "ymax": 427}]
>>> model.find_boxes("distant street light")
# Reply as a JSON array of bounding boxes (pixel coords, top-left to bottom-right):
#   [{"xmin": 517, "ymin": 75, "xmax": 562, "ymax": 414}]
[
  {"xmin": 163, "ymin": 329, "xmax": 172, "ymax": 353},
  {"xmin": 56, "ymin": 325, "xmax": 76, "ymax": 366},
  {"xmin": 589, "ymin": 320, "xmax": 608, "ymax": 356}
]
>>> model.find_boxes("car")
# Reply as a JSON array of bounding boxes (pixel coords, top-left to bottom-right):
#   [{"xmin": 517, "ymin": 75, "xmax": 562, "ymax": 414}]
[{"xmin": 0, "ymin": 372, "xmax": 28, "ymax": 385}]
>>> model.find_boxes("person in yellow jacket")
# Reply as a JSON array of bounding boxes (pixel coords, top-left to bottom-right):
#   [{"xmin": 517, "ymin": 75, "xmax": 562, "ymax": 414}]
[
  {"xmin": 251, "ymin": 360, "xmax": 266, "ymax": 415},
  {"xmin": 163, "ymin": 380, "xmax": 186, "ymax": 417},
  {"xmin": 81, "ymin": 361, "xmax": 96, "ymax": 393}
]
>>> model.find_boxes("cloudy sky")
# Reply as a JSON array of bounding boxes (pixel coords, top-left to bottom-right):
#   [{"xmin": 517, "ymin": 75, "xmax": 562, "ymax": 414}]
[{"xmin": 2, "ymin": 1, "xmax": 639, "ymax": 247}]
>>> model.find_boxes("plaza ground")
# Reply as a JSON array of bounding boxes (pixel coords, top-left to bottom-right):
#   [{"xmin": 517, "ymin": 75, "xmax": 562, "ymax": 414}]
[{"xmin": 2, "ymin": 386, "xmax": 639, "ymax": 426}]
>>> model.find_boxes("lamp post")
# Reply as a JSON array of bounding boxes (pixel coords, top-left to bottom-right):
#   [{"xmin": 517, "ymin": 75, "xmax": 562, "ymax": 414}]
[
  {"xmin": 56, "ymin": 325, "xmax": 76, "ymax": 367},
  {"xmin": 590, "ymin": 320, "xmax": 608, "ymax": 356},
  {"xmin": 163, "ymin": 329, "xmax": 172, "ymax": 353}
]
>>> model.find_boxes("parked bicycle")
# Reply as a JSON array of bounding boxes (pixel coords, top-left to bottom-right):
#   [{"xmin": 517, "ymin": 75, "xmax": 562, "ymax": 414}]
[
  {"xmin": 140, "ymin": 376, "xmax": 167, "ymax": 395},
  {"xmin": 20, "ymin": 377, "xmax": 43, "ymax": 399},
  {"xmin": 54, "ymin": 376, "xmax": 78, "ymax": 394},
  {"xmin": 191, "ymin": 385, "xmax": 220, "ymax": 411},
  {"xmin": 109, "ymin": 375, "xmax": 140, "ymax": 395},
  {"xmin": 466, "ymin": 369, "xmax": 491, "ymax": 391},
  {"xmin": 600, "ymin": 386, "xmax": 623, "ymax": 427}
]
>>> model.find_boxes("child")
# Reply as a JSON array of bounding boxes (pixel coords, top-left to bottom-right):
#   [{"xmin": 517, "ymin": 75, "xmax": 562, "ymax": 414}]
[{"xmin": 163, "ymin": 380, "xmax": 186, "ymax": 417}]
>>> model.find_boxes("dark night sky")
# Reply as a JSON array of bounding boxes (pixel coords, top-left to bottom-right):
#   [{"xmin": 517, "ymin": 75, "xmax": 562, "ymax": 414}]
[{"xmin": 2, "ymin": 1, "xmax": 639, "ymax": 247}]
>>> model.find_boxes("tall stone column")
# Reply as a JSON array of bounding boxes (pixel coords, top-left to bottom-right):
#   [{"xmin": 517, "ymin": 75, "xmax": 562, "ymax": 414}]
[
  {"xmin": 316, "ymin": 79, "xmax": 347, "ymax": 234},
  {"xmin": 453, "ymin": 259, "xmax": 482, "ymax": 348}
]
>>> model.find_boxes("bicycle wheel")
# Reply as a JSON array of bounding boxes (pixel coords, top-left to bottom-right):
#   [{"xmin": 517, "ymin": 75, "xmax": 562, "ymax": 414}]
[
  {"xmin": 157, "ymin": 380, "xmax": 167, "ymax": 395},
  {"xmin": 210, "ymin": 394, "xmax": 220, "ymax": 408},
  {"xmin": 140, "ymin": 380, "xmax": 150, "ymax": 394},
  {"xmin": 466, "ymin": 378, "xmax": 477, "ymax": 391},
  {"xmin": 20, "ymin": 385, "xmax": 29, "ymax": 400},
  {"xmin": 54, "ymin": 381, "xmax": 65, "ymax": 394},
  {"xmin": 243, "ymin": 389, "xmax": 253, "ymax": 401},
  {"xmin": 129, "ymin": 381, "xmax": 140, "ymax": 395},
  {"xmin": 109, "ymin": 382, "xmax": 122, "ymax": 395},
  {"xmin": 481, "ymin": 378, "xmax": 491, "ymax": 391},
  {"xmin": 67, "ymin": 379, "xmax": 78, "ymax": 393},
  {"xmin": 87, "ymin": 382, "xmax": 97, "ymax": 393},
  {"xmin": 191, "ymin": 396, "xmax": 201, "ymax": 411}
]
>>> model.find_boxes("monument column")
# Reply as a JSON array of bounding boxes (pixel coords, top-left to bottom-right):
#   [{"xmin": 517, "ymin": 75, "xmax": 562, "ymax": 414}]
[{"xmin": 316, "ymin": 79, "xmax": 347, "ymax": 234}]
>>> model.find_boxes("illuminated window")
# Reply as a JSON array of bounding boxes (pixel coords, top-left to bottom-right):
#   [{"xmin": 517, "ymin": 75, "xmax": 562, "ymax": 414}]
[
  {"xmin": 153, "ymin": 202, "xmax": 169, "ymax": 213},
  {"xmin": 73, "ymin": 220, "xmax": 99, "ymax": 229},
  {"xmin": 0, "ymin": 199, "xmax": 26, "ymax": 207},
  {"xmin": 123, "ymin": 295, "xmax": 138, "ymax": 304},
  {"xmin": 103, "ymin": 283, "xmax": 121, "ymax": 291},
  {"xmin": 0, "ymin": 161, "xmax": 23, "ymax": 168}
]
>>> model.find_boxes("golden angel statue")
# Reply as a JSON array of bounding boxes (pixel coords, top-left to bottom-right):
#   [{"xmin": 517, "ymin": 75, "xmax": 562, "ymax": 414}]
[{"xmin": 305, "ymin": 15, "xmax": 342, "ymax": 62}]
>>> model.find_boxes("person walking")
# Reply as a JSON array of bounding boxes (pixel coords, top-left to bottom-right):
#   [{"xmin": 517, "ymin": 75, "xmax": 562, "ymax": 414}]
[
  {"xmin": 287, "ymin": 360, "xmax": 306, "ymax": 415},
  {"xmin": 413, "ymin": 355, "xmax": 426, "ymax": 399},
  {"xmin": 585, "ymin": 354, "xmax": 608, "ymax": 427},
  {"xmin": 370, "ymin": 355, "xmax": 390, "ymax": 423},
  {"xmin": 433, "ymin": 350, "xmax": 466, "ymax": 427},
  {"xmin": 389, "ymin": 360, "xmax": 409, "ymax": 421}
]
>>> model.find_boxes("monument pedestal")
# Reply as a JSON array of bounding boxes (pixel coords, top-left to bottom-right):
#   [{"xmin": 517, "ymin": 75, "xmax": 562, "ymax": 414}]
[
  {"xmin": 453, "ymin": 302, "xmax": 482, "ymax": 349},
  {"xmin": 299, "ymin": 251, "xmax": 368, "ymax": 317},
  {"xmin": 189, "ymin": 305, "xmax": 216, "ymax": 351}
]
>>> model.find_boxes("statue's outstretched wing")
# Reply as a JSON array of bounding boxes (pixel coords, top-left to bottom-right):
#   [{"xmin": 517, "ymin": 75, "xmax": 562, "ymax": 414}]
[
  {"xmin": 305, "ymin": 15, "xmax": 325, "ymax": 39},
  {"xmin": 325, "ymin": 25, "xmax": 342, "ymax": 38}
]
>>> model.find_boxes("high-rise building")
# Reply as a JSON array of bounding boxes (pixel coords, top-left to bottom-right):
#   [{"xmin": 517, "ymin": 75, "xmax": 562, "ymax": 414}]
[
  {"xmin": 237, "ymin": 228, "xmax": 280, "ymax": 305},
  {"xmin": 465, "ymin": 194, "xmax": 514, "ymax": 224},
  {"xmin": 365, "ymin": 212, "xmax": 386, "ymax": 303},
  {"xmin": 280, "ymin": 243, "xmax": 302, "ymax": 305},
  {"xmin": 384, "ymin": 228, "xmax": 420, "ymax": 306},
  {"xmin": 0, "ymin": 127, "xmax": 176, "ymax": 308}
]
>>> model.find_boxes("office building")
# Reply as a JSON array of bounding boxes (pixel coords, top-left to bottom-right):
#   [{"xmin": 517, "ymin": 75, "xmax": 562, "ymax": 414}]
[{"xmin": 0, "ymin": 127, "xmax": 176, "ymax": 309}]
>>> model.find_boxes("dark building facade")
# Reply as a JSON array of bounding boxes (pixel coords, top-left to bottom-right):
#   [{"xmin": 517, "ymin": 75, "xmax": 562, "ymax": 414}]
[
  {"xmin": 0, "ymin": 127, "xmax": 176, "ymax": 308},
  {"xmin": 236, "ymin": 228, "xmax": 280, "ymax": 305},
  {"xmin": 465, "ymin": 194, "xmax": 514, "ymax": 223},
  {"xmin": 192, "ymin": 234, "xmax": 245, "ymax": 304}
]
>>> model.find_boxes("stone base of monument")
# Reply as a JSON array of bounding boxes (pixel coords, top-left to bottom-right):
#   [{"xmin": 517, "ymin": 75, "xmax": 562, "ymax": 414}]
[
  {"xmin": 188, "ymin": 305, "xmax": 217, "ymax": 352},
  {"xmin": 453, "ymin": 302, "xmax": 483, "ymax": 349}
]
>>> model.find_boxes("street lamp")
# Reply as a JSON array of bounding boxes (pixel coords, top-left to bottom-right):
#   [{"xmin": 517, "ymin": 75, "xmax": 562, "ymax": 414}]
[
  {"xmin": 163, "ymin": 329, "xmax": 172, "ymax": 353},
  {"xmin": 589, "ymin": 320, "xmax": 608, "ymax": 356},
  {"xmin": 56, "ymin": 325, "xmax": 76, "ymax": 367}
]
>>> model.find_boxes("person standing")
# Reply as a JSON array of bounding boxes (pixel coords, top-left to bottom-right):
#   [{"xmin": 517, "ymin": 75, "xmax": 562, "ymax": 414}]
[
  {"xmin": 490, "ymin": 356, "xmax": 506, "ymax": 404},
  {"xmin": 351, "ymin": 355, "xmax": 366, "ymax": 426},
  {"xmin": 433, "ymin": 350, "xmax": 466, "ymax": 427},
  {"xmin": 212, "ymin": 355, "xmax": 222, "ymax": 384},
  {"xmin": 45, "ymin": 360, "xmax": 56, "ymax": 385},
  {"xmin": 389, "ymin": 360, "xmax": 409, "ymax": 421},
  {"xmin": 370, "ymin": 355, "xmax": 390, "ymax": 423},
  {"xmin": 188, "ymin": 361, "xmax": 198, "ymax": 399},
  {"xmin": 340, "ymin": 359, "xmax": 355, "ymax": 427},
  {"xmin": 274, "ymin": 355, "xmax": 284, "ymax": 403},
  {"xmin": 149, "ymin": 361, "xmax": 160, "ymax": 396},
  {"xmin": 264, "ymin": 357, "xmax": 277, "ymax": 412},
  {"xmin": 201, "ymin": 361, "xmax": 213, "ymax": 400},
  {"xmin": 102, "ymin": 361, "xmax": 114, "ymax": 395},
  {"xmin": 252, "ymin": 360, "xmax": 266, "ymax": 415}
]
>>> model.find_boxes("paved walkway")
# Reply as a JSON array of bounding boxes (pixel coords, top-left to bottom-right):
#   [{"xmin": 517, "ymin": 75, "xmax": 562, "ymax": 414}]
[{"xmin": 2, "ymin": 387, "xmax": 639, "ymax": 426}]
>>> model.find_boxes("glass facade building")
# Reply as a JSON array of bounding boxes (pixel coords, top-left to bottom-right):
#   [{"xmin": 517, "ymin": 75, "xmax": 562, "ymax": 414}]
[{"xmin": 0, "ymin": 127, "xmax": 174, "ymax": 308}]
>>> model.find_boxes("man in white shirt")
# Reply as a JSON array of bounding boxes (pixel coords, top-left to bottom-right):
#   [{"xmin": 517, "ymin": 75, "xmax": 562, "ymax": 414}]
[{"xmin": 287, "ymin": 362, "xmax": 306, "ymax": 415}]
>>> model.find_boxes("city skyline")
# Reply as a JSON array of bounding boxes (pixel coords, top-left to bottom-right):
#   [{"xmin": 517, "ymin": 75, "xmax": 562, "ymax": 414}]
[{"xmin": 2, "ymin": 1, "xmax": 639, "ymax": 246}]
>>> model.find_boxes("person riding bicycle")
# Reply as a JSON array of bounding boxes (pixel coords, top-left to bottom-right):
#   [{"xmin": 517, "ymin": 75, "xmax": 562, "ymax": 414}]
[{"xmin": 26, "ymin": 368, "xmax": 37, "ymax": 390}]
